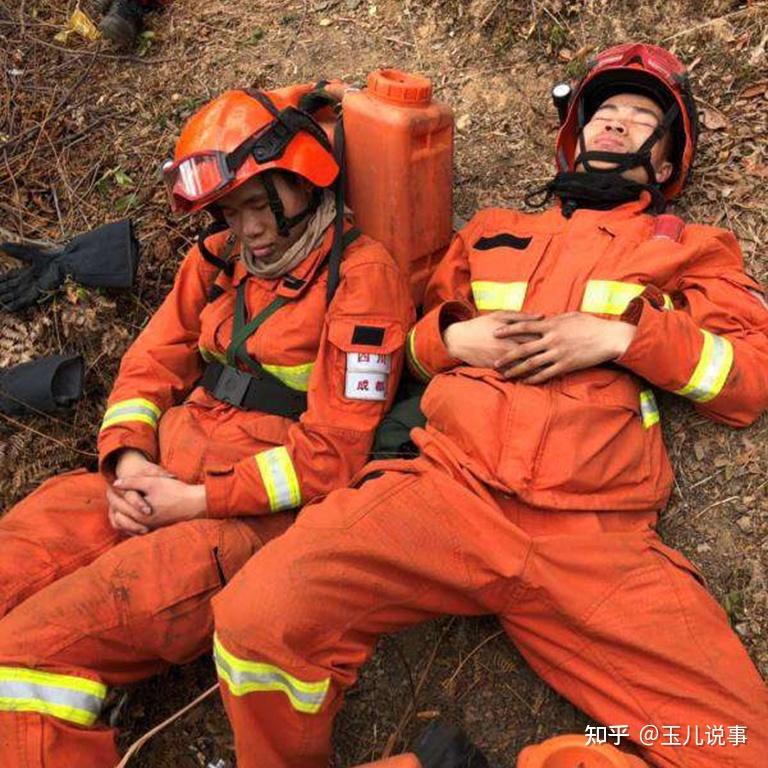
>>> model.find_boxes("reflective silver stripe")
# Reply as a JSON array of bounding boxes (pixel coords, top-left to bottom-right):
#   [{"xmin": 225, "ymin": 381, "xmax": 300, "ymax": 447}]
[
  {"xmin": 100, "ymin": 398, "xmax": 161, "ymax": 431},
  {"xmin": 0, "ymin": 667, "xmax": 106, "ymax": 726},
  {"xmin": 639, "ymin": 390, "xmax": 660, "ymax": 428},
  {"xmin": 213, "ymin": 636, "xmax": 328, "ymax": 714},
  {"xmin": 255, "ymin": 446, "xmax": 301, "ymax": 512},
  {"xmin": 675, "ymin": 330, "xmax": 734, "ymax": 403}
]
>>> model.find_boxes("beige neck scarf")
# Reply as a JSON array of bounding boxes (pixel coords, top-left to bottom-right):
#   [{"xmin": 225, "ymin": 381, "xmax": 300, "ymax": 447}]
[{"xmin": 241, "ymin": 190, "xmax": 337, "ymax": 279}]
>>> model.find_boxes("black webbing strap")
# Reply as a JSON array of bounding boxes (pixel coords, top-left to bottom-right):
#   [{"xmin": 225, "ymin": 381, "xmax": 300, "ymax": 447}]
[
  {"xmin": 227, "ymin": 283, "xmax": 288, "ymax": 370},
  {"xmin": 298, "ymin": 82, "xmax": 340, "ymax": 116},
  {"xmin": 326, "ymin": 224, "xmax": 363, "ymax": 305},
  {"xmin": 230, "ymin": 89, "xmax": 335, "ymax": 166},
  {"xmin": 201, "ymin": 362, "xmax": 307, "ymax": 419},
  {"xmin": 202, "ymin": 282, "xmax": 303, "ymax": 419},
  {"xmin": 326, "ymin": 118, "xmax": 352, "ymax": 304}
]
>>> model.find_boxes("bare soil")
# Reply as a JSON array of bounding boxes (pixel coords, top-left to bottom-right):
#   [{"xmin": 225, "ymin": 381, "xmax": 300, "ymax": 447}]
[{"xmin": 1, "ymin": 1, "xmax": 766, "ymax": 766}]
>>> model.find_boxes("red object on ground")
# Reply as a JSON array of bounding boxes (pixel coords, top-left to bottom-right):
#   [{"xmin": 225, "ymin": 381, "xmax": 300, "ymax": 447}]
[
  {"xmin": 354, "ymin": 756, "xmax": 422, "ymax": 768},
  {"xmin": 517, "ymin": 734, "xmax": 649, "ymax": 767}
]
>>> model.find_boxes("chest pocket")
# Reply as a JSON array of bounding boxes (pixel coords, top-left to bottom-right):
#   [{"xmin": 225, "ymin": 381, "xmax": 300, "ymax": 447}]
[{"xmin": 468, "ymin": 232, "xmax": 552, "ymax": 312}]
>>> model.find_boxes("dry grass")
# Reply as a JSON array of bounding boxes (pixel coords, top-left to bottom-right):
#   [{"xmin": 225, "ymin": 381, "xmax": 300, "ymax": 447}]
[{"xmin": 1, "ymin": 0, "xmax": 767, "ymax": 765}]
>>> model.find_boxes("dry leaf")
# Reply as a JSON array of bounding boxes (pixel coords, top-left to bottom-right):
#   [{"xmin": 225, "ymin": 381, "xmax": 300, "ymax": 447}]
[
  {"xmin": 744, "ymin": 162, "xmax": 768, "ymax": 179},
  {"xmin": 739, "ymin": 82, "xmax": 768, "ymax": 99},
  {"xmin": 700, "ymin": 107, "xmax": 729, "ymax": 131},
  {"xmin": 54, "ymin": 8, "xmax": 101, "ymax": 44},
  {"xmin": 572, "ymin": 44, "xmax": 596, "ymax": 61},
  {"xmin": 694, "ymin": 441, "xmax": 706, "ymax": 461}
]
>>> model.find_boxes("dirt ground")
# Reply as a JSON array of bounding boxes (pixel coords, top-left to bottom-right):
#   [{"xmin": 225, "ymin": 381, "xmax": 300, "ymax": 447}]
[{"xmin": 1, "ymin": 0, "xmax": 767, "ymax": 765}]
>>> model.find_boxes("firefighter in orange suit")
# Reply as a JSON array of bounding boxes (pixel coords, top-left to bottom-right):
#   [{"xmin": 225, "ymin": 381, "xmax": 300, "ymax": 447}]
[
  {"xmin": 0, "ymin": 88, "xmax": 413, "ymax": 766},
  {"xmin": 211, "ymin": 45, "xmax": 768, "ymax": 767}
]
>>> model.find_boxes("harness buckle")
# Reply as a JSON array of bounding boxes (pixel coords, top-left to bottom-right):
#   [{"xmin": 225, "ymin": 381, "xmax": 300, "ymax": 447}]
[{"xmin": 212, "ymin": 365, "xmax": 252, "ymax": 408}]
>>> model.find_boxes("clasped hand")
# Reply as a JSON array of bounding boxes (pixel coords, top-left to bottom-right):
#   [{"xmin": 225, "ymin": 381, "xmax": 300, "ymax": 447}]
[
  {"xmin": 443, "ymin": 310, "xmax": 636, "ymax": 384},
  {"xmin": 106, "ymin": 449, "xmax": 206, "ymax": 536}
]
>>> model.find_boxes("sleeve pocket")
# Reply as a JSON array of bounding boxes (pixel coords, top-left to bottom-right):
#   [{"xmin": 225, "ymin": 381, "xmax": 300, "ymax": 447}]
[{"xmin": 327, "ymin": 318, "xmax": 406, "ymax": 403}]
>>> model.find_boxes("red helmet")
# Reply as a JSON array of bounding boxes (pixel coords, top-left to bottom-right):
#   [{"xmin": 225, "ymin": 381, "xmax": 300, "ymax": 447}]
[
  {"xmin": 163, "ymin": 88, "xmax": 338, "ymax": 216},
  {"xmin": 555, "ymin": 43, "xmax": 698, "ymax": 199}
]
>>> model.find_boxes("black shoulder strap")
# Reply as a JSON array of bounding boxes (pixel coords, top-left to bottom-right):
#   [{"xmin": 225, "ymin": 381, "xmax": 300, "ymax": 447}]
[
  {"xmin": 326, "ymin": 116, "xmax": 352, "ymax": 305},
  {"xmin": 226, "ymin": 283, "xmax": 289, "ymax": 370},
  {"xmin": 298, "ymin": 81, "xmax": 341, "ymax": 116}
]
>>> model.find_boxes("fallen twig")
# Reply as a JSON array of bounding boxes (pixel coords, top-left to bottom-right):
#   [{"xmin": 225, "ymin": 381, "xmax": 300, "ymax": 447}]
[
  {"xmin": 662, "ymin": 4, "xmax": 768, "ymax": 42},
  {"xmin": 0, "ymin": 411, "xmax": 98, "ymax": 459},
  {"xmin": 115, "ymin": 682, "xmax": 220, "ymax": 767},
  {"xmin": 442, "ymin": 628, "xmax": 504, "ymax": 690},
  {"xmin": 0, "ymin": 53, "xmax": 98, "ymax": 156},
  {"xmin": 693, "ymin": 495, "xmax": 740, "ymax": 520},
  {"xmin": 381, "ymin": 617, "xmax": 456, "ymax": 759}
]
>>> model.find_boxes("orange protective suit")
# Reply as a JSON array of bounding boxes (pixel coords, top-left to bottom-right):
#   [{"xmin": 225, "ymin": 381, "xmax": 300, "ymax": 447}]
[
  {"xmin": 212, "ymin": 194, "xmax": 768, "ymax": 767},
  {"xmin": 0, "ymin": 225, "xmax": 413, "ymax": 766}
]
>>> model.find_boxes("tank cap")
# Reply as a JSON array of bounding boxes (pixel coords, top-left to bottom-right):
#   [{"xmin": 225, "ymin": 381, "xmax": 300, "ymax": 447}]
[{"xmin": 367, "ymin": 69, "xmax": 432, "ymax": 105}]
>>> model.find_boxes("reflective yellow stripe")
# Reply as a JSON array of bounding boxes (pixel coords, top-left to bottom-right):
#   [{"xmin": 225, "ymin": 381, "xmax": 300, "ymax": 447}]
[
  {"xmin": 0, "ymin": 666, "xmax": 106, "ymax": 726},
  {"xmin": 581, "ymin": 281, "xmax": 644, "ymax": 315},
  {"xmin": 675, "ymin": 330, "xmax": 733, "ymax": 403},
  {"xmin": 639, "ymin": 389, "xmax": 660, "ymax": 428},
  {"xmin": 214, "ymin": 634, "xmax": 329, "ymax": 714},
  {"xmin": 581, "ymin": 280, "xmax": 673, "ymax": 315},
  {"xmin": 199, "ymin": 349, "xmax": 314, "ymax": 391},
  {"xmin": 261, "ymin": 362, "xmax": 315, "ymax": 392},
  {"xmin": 100, "ymin": 398, "xmax": 161, "ymax": 432},
  {"xmin": 471, "ymin": 281, "xmax": 527, "ymax": 311},
  {"xmin": 255, "ymin": 446, "xmax": 301, "ymax": 511},
  {"xmin": 407, "ymin": 328, "xmax": 431, "ymax": 382},
  {"xmin": 200, "ymin": 346, "xmax": 227, "ymax": 364}
]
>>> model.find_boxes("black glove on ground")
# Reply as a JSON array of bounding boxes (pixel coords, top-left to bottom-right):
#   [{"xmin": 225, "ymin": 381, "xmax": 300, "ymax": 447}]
[
  {"xmin": 0, "ymin": 355, "xmax": 84, "ymax": 416},
  {"xmin": 0, "ymin": 219, "xmax": 139, "ymax": 312},
  {"xmin": 414, "ymin": 720, "xmax": 491, "ymax": 768}
]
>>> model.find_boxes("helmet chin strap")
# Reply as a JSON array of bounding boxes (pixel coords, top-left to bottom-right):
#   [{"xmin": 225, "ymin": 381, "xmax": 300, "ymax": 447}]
[
  {"xmin": 573, "ymin": 100, "xmax": 679, "ymax": 186},
  {"xmin": 260, "ymin": 171, "xmax": 322, "ymax": 238},
  {"xmin": 533, "ymin": 170, "xmax": 667, "ymax": 218}
]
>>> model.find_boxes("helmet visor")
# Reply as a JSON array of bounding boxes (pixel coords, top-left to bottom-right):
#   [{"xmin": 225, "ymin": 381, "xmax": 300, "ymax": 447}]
[{"xmin": 162, "ymin": 152, "xmax": 234, "ymax": 213}]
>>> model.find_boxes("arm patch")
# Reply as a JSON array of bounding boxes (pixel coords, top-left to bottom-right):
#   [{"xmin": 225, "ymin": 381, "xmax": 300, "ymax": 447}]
[{"xmin": 351, "ymin": 325, "xmax": 386, "ymax": 346}]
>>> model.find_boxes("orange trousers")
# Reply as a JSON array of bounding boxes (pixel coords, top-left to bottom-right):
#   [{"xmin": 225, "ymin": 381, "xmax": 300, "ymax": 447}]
[
  {"xmin": 0, "ymin": 469, "xmax": 291, "ymax": 767},
  {"xmin": 213, "ymin": 457, "xmax": 768, "ymax": 768}
]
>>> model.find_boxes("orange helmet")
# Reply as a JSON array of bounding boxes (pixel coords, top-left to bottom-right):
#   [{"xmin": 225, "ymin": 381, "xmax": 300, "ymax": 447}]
[
  {"xmin": 517, "ymin": 734, "xmax": 648, "ymax": 768},
  {"xmin": 163, "ymin": 88, "xmax": 338, "ymax": 217},
  {"xmin": 554, "ymin": 43, "xmax": 698, "ymax": 200}
]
